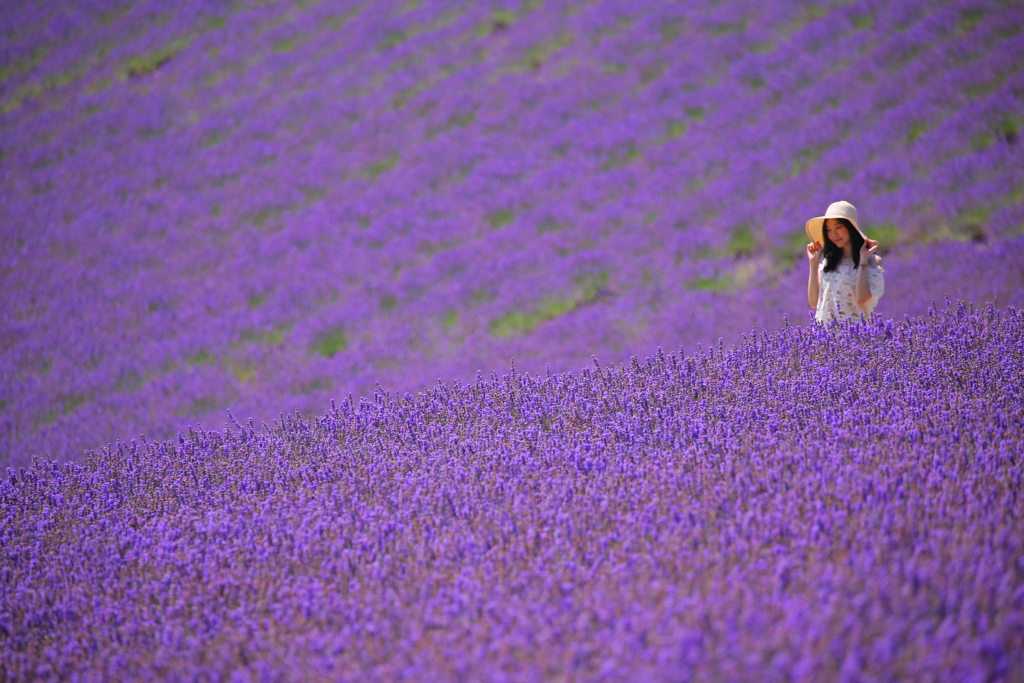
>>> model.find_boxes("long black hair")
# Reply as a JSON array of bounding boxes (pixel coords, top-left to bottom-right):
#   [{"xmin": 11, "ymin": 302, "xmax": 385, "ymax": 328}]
[{"xmin": 821, "ymin": 218, "xmax": 865, "ymax": 273}]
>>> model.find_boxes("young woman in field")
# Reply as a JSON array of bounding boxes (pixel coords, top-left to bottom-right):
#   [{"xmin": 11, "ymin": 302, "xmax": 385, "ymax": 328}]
[{"xmin": 805, "ymin": 200, "xmax": 885, "ymax": 322}]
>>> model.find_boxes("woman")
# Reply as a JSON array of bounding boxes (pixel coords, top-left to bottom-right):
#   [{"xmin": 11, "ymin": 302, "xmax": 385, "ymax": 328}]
[{"xmin": 805, "ymin": 200, "xmax": 885, "ymax": 322}]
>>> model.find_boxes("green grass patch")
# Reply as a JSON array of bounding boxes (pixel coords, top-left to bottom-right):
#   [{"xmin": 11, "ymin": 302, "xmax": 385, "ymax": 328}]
[
  {"xmin": 233, "ymin": 322, "xmax": 292, "ymax": 347},
  {"xmin": 771, "ymin": 231, "xmax": 815, "ymax": 262},
  {"xmin": 188, "ymin": 349, "xmax": 216, "ymax": 367},
  {"xmin": 361, "ymin": 152, "xmax": 399, "ymax": 179},
  {"xmin": 851, "ymin": 12, "xmax": 875, "ymax": 29},
  {"xmin": 487, "ymin": 208, "xmax": 515, "ymax": 228},
  {"xmin": 228, "ymin": 359, "xmax": 257, "ymax": 384},
  {"xmin": 743, "ymin": 76, "xmax": 766, "ymax": 92},
  {"xmin": 685, "ymin": 273, "xmax": 742, "ymax": 293},
  {"xmin": 202, "ymin": 129, "xmax": 230, "ymax": 148},
  {"xmin": 789, "ymin": 145, "xmax": 823, "ymax": 178},
  {"xmin": 309, "ymin": 326, "xmax": 348, "ymax": 358},
  {"xmin": 660, "ymin": 21, "xmax": 685, "ymax": 42},
  {"xmin": 906, "ymin": 120, "xmax": 929, "ymax": 144},
  {"xmin": 867, "ymin": 221, "xmax": 901, "ymax": 248},
  {"xmin": 272, "ymin": 34, "xmax": 304, "ymax": 53},
  {"xmin": 958, "ymin": 8, "xmax": 985, "ymax": 34},
  {"xmin": 476, "ymin": 2, "xmax": 538, "ymax": 37},
  {"xmin": 245, "ymin": 205, "xmax": 288, "ymax": 229},
  {"xmin": 429, "ymin": 110, "xmax": 476, "ymax": 138},
  {"xmin": 665, "ymin": 120, "xmax": 688, "ymax": 138},
  {"xmin": 443, "ymin": 309, "xmax": 459, "ymax": 328},
  {"xmin": 489, "ymin": 272, "xmax": 608, "ymax": 338},
  {"xmin": 59, "ymin": 393, "xmax": 87, "ymax": 414},
  {"xmin": 512, "ymin": 32, "xmax": 574, "ymax": 71},
  {"xmin": 726, "ymin": 226, "xmax": 756, "ymax": 258},
  {"xmin": 685, "ymin": 106, "xmax": 705, "ymax": 121},
  {"xmin": 380, "ymin": 31, "xmax": 407, "ymax": 50},
  {"xmin": 710, "ymin": 21, "xmax": 746, "ymax": 35},
  {"xmin": 121, "ymin": 35, "xmax": 193, "ymax": 79},
  {"xmin": 326, "ymin": 8, "xmax": 362, "ymax": 30},
  {"xmin": 300, "ymin": 186, "xmax": 327, "ymax": 203}
]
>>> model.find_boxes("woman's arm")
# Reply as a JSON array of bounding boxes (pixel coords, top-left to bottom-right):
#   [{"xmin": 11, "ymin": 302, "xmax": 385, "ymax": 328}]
[
  {"xmin": 856, "ymin": 240, "xmax": 880, "ymax": 305},
  {"xmin": 807, "ymin": 242, "xmax": 822, "ymax": 308}
]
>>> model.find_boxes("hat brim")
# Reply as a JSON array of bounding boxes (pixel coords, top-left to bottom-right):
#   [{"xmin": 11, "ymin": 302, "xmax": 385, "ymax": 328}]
[{"xmin": 805, "ymin": 215, "xmax": 866, "ymax": 246}]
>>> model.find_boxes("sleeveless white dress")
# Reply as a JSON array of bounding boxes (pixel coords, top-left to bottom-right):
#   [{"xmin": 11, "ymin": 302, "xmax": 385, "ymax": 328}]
[{"xmin": 815, "ymin": 255, "xmax": 885, "ymax": 322}]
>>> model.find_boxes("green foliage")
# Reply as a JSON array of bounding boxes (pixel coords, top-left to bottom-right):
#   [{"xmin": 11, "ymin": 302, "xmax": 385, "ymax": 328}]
[
  {"xmin": 233, "ymin": 323, "xmax": 290, "ymax": 348},
  {"xmin": 906, "ymin": 120, "xmax": 929, "ymax": 144},
  {"xmin": 229, "ymin": 359, "xmax": 257, "ymax": 384},
  {"xmin": 710, "ymin": 21, "xmax": 746, "ymax": 35},
  {"xmin": 789, "ymin": 145, "xmax": 823, "ymax": 178},
  {"xmin": 121, "ymin": 35, "xmax": 193, "ymax": 79},
  {"xmin": 660, "ymin": 21, "xmax": 685, "ymax": 42},
  {"xmin": 325, "ymin": 8, "xmax": 361, "ymax": 30},
  {"xmin": 851, "ymin": 12, "xmax": 875, "ymax": 30},
  {"xmin": 743, "ymin": 76, "xmax": 765, "ymax": 92},
  {"xmin": 513, "ymin": 32, "xmax": 574, "ymax": 71},
  {"xmin": 361, "ymin": 153, "xmax": 399, "ymax": 179},
  {"xmin": 665, "ymin": 120, "xmax": 688, "ymax": 138},
  {"xmin": 188, "ymin": 349, "xmax": 216, "ymax": 367},
  {"xmin": 685, "ymin": 106, "xmax": 705, "ymax": 121},
  {"xmin": 380, "ymin": 31, "xmax": 407, "ymax": 50},
  {"xmin": 868, "ymin": 221, "xmax": 901, "ymax": 248},
  {"xmin": 309, "ymin": 326, "xmax": 348, "ymax": 358},
  {"xmin": 487, "ymin": 209, "xmax": 515, "ymax": 228},
  {"xmin": 685, "ymin": 273, "xmax": 742, "ymax": 293},
  {"xmin": 381, "ymin": 294, "xmax": 398, "ymax": 310},
  {"xmin": 246, "ymin": 206, "xmax": 287, "ymax": 229},
  {"xmin": 202, "ymin": 130, "xmax": 230, "ymax": 148},
  {"xmin": 771, "ymin": 231, "xmax": 813, "ymax": 262},
  {"xmin": 300, "ymin": 186, "xmax": 327, "ymax": 204},
  {"xmin": 958, "ymin": 8, "xmax": 986, "ymax": 34},
  {"xmin": 476, "ymin": 1, "xmax": 538, "ymax": 37},
  {"xmin": 726, "ymin": 226, "xmax": 756, "ymax": 258},
  {"xmin": 489, "ymin": 272, "xmax": 609, "ymax": 338},
  {"xmin": 59, "ymin": 393, "xmax": 87, "ymax": 414},
  {"xmin": 272, "ymin": 34, "xmax": 303, "ymax": 53}
]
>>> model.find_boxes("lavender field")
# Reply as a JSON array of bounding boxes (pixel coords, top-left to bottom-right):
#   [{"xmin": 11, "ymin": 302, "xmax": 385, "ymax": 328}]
[
  {"xmin": 3, "ymin": 304, "xmax": 1023, "ymax": 680},
  {"xmin": 2, "ymin": 0, "xmax": 1022, "ymax": 465},
  {"xmin": 2, "ymin": 1, "xmax": 1024, "ymax": 679}
]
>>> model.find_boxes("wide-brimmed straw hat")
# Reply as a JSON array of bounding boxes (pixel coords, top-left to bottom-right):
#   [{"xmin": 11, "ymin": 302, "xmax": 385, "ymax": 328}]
[{"xmin": 805, "ymin": 200, "xmax": 867, "ymax": 246}]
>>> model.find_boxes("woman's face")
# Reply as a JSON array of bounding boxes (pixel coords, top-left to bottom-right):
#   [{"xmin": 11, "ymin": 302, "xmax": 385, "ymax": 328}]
[{"xmin": 824, "ymin": 219, "xmax": 850, "ymax": 248}]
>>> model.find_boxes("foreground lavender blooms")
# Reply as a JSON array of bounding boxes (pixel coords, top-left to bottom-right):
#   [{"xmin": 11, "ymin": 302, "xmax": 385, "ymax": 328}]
[{"xmin": 3, "ymin": 303, "xmax": 1022, "ymax": 681}]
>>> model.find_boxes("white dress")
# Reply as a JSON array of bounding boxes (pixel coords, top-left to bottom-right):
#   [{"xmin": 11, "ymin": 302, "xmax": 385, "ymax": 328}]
[{"xmin": 816, "ymin": 255, "xmax": 885, "ymax": 323}]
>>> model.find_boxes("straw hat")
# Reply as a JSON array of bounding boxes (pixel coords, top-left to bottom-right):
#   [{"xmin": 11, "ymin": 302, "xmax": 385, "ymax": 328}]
[{"xmin": 804, "ymin": 200, "xmax": 867, "ymax": 246}]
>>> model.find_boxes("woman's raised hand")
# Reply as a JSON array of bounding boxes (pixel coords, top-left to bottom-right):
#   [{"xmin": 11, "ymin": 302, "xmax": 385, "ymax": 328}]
[
  {"xmin": 860, "ymin": 238, "xmax": 879, "ymax": 263},
  {"xmin": 806, "ymin": 241, "xmax": 822, "ymax": 264}
]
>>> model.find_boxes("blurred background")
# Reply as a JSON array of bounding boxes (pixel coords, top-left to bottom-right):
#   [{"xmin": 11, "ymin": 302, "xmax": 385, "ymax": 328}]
[{"xmin": 2, "ymin": 0, "xmax": 1023, "ymax": 466}]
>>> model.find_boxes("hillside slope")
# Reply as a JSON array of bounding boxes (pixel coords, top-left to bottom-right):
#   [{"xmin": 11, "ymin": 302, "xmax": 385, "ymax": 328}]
[{"xmin": 2, "ymin": 303, "xmax": 1023, "ymax": 680}]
